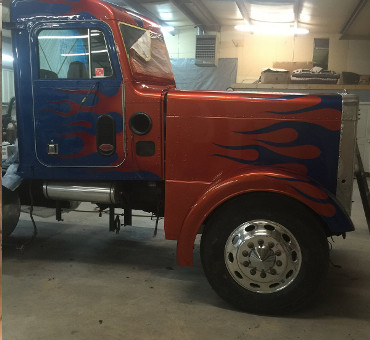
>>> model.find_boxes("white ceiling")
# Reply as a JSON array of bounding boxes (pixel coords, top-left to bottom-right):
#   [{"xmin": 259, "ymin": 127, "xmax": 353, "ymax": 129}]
[
  {"xmin": 2, "ymin": 0, "xmax": 370, "ymax": 39},
  {"xmin": 108, "ymin": 0, "xmax": 370, "ymax": 39}
]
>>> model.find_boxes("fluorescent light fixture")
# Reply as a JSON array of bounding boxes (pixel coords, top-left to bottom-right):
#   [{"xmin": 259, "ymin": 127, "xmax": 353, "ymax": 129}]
[
  {"xmin": 39, "ymin": 35, "xmax": 89, "ymax": 39},
  {"xmin": 61, "ymin": 53, "xmax": 88, "ymax": 57},
  {"xmin": 250, "ymin": 3, "xmax": 295, "ymax": 23},
  {"xmin": 161, "ymin": 26, "xmax": 175, "ymax": 34},
  {"xmin": 235, "ymin": 24, "xmax": 309, "ymax": 35},
  {"xmin": 3, "ymin": 54, "xmax": 14, "ymax": 62},
  {"xmin": 160, "ymin": 12, "xmax": 173, "ymax": 21},
  {"xmin": 61, "ymin": 50, "xmax": 108, "ymax": 57}
]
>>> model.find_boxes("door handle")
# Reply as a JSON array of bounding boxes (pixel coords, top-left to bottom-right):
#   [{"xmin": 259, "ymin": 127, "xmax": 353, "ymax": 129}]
[{"xmin": 48, "ymin": 143, "xmax": 58, "ymax": 155}]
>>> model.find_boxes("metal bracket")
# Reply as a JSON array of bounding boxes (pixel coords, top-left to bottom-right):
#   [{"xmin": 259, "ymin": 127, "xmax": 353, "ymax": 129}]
[
  {"xmin": 109, "ymin": 207, "xmax": 122, "ymax": 234},
  {"xmin": 124, "ymin": 207, "xmax": 132, "ymax": 226},
  {"xmin": 56, "ymin": 201, "xmax": 63, "ymax": 222}
]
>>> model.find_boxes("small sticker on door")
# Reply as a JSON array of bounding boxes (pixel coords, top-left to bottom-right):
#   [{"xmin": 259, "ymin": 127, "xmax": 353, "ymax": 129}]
[{"xmin": 95, "ymin": 68, "xmax": 104, "ymax": 77}]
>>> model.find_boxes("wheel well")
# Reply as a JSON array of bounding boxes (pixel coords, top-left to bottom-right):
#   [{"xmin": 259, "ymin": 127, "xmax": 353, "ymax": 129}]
[{"xmin": 201, "ymin": 191, "xmax": 331, "ymax": 237}]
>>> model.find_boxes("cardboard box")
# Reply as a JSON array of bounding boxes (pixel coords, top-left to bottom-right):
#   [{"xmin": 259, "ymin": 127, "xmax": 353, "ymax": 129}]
[{"xmin": 261, "ymin": 69, "xmax": 290, "ymax": 84}]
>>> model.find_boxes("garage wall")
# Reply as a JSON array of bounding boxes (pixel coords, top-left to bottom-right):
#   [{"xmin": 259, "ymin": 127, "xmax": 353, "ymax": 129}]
[
  {"xmin": 2, "ymin": 69, "xmax": 15, "ymax": 103},
  {"xmin": 165, "ymin": 28, "xmax": 197, "ymax": 59},
  {"xmin": 165, "ymin": 27, "xmax": 370, "ymax": 83},
  {"xmin": 357, "ymin": 103, "xmax": 370, "ymax": 173},
  {"xmin": 347, "ymin": 41, "xmax": 370, "ymax": 74},
  {"xmin": 2, "ymin": 31, "xmax": 15, "ymax": 103}
]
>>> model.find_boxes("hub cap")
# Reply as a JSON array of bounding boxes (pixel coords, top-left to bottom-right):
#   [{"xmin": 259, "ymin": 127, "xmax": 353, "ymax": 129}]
[{"xmin": 224, "ymin": 220, "xmax": 302, "ymax": 293}]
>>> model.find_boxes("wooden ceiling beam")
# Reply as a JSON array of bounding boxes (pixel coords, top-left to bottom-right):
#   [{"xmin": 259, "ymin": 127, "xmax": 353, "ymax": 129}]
[
  {"xmin": 340, "ymin": 0, "xmax": 368, "ymax": 39},
  {"xmin": 293, "ymin": 0, "xmax": 303, "ymax": 28},
  {"xmin": 190, "ymin": 0, "xmax": 221, "ymax": 31},
  {"xmin": 235, "ymin": 0, "xmax": 251, "ymax": 25},
  {"xmin": 170, "ymin": 0, "xmax": 208, "ymax": 31}
]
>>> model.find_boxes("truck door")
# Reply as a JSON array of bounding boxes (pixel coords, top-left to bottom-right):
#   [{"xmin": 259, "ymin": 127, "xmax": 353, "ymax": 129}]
[{"xmin": 31, "ymin": 22, "xmax": 124, "ymax": 167}]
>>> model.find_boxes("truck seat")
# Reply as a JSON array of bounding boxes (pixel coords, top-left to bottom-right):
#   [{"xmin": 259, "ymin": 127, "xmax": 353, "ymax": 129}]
[{"xmin": 67, "ymin": 61, "xmax": 88, "ymax": 79}]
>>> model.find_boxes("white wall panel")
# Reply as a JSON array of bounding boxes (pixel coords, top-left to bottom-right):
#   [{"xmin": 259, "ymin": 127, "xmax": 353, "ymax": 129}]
[
  {"xmin": 2, "ymin": 68, "xmax": 15, "ymax": 103},
  {"xmin": 357, "ymin": 103, "xmax": 370, "ymax": 173}
]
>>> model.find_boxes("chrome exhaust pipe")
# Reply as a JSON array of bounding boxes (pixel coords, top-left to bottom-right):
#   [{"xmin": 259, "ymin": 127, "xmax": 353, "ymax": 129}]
[{"xmin": 43, "ymin": 182, "xmax": 120, "ymax": 204}]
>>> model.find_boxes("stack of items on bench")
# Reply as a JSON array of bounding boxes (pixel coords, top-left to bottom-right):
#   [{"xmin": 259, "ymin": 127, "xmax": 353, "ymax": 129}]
[
  {"xmin": 290, "ymin": 66, "xmax": 340, "ymax": 84},
  {"xmin": 258, "ymin": 62, "xmax": 367, "ymax": 86},
  {"xmin": 258, "ymin": 62, "xmax": 341, "ymax": 85}
]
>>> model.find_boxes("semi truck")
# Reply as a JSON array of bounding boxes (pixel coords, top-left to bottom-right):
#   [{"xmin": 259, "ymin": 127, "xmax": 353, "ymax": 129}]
[{"xmin": 2, "ymin": 0, "xmax": 359, "ymax": 314}]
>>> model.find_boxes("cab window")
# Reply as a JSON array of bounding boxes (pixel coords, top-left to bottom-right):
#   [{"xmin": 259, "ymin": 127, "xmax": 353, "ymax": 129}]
[
  {"xmin": 119, "ymin": 23, "xmax": 174, "ymax": 83},
  {"xmin": 38, "ymin": 28, "xmax": 113, "ymax": 79}
]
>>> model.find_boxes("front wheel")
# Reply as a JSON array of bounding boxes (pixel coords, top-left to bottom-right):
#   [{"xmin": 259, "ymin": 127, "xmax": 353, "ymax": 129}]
[{"xmin": 200, "ymin": 193, "xmax": 329, "ymax": 315}]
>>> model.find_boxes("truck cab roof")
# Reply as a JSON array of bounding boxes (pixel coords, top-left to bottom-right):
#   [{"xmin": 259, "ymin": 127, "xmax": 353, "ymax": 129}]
[{"xmin": 10, "ymin": 0, "xmax": 161, "ymax": 33}]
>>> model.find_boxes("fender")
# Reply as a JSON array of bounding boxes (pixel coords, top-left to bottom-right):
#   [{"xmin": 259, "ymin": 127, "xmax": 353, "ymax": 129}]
[{"xmin": 176, "ymin": 169, "xmax": 354, "ymax": 266}]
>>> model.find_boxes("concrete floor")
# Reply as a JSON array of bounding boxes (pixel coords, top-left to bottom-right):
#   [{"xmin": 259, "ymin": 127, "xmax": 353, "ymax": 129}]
[{"xmin": 2, "ymin": 181, "xmax": 370, "ymax": 340}]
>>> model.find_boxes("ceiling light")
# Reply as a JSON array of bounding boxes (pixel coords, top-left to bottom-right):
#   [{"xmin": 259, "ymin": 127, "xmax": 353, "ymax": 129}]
[
  {"xmin": 235, "ymin": 24, "xmax": 309, "ymax": 35},
  {"xmin": 161, "ymin": 26, "xmax": 175, "ymax": 34},
  {"xmin": 39, "ymin": 35, "xmax": 89, "ymax": 39},
  {"xmin": 160, "ymin": 12, "xmax": 173, "ymax": 21},
  {"xmin": 250, "ymin": 3, "xmax": 295, "ymax": 23},
  {"xmin": 3, "ymin": 54, "xmax": 14, "ymax": 62}
]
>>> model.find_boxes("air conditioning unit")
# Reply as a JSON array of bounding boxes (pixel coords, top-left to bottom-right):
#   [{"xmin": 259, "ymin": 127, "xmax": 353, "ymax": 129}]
[{"xmin": 195, "ymin": 34, "xmax": 218, "ymax": 67}]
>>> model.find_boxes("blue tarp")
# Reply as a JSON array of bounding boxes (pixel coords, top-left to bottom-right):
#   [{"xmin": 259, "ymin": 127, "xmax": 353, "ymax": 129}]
[{"xmin": 170, "ymin": 58, "xmax": 238, "ymax": 91}]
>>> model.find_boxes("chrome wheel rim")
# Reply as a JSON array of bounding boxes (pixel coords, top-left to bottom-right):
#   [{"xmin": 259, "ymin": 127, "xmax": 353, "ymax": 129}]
[{"xmin": 224, "ymin": 220, "xmax": 302, "ymax": 293}]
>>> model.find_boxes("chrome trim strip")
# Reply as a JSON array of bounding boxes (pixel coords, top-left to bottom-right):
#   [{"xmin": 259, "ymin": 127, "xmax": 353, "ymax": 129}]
[
  {"xmin": 336, "ymin": 93, "xmax": 359, "ymax": 214},
  {"xmin": 88, "ymin": 28, "xmax": 92, "ymax": 78}
]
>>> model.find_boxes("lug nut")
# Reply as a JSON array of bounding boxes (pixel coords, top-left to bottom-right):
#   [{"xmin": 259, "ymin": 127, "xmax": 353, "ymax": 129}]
[
  {"xmin": 276, "ymin": 260, "xmax": 282, "ymax": 267},
  {"xmin": 268, "ymin": 242, "xmax": 275, "ymax": 248},
  {"xmin": 243, "ymin": 261, "xmax": 250, "ymax": 267},
  {"xmin": 270, "ymin": 268, "xmax": 276, "ymax": 275},
  {"xmin": 260, "ymin": 271, "xmax": 266, "ymax": 278},
  {"xmin": 275, "ymin": 250, "xmax": 281, "ymax": 256},
  {"xmin": 247, "ymin": 242, "xmax": 254, "ymax": 249},
  {"xmin": 242, "ymin": 250, "xmax": 249, "ymax": 257},
  {"xmin": 250, "ymin": 268, "xmax": 256, "ymax": 275},
  {"xmin": 258, "ymin": 239, "xmax": 264, "ymax": 246}
]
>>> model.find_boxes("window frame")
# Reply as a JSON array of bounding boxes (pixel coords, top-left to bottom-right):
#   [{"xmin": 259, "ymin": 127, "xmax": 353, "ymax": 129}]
[{"xmin": 89, "ymin": 28, "xmax": 115, "ymax": 79}]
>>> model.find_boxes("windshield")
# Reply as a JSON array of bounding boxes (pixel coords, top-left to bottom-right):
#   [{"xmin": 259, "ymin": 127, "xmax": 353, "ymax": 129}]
[{"xmin": 119, "ymin": 23, "xmax": 175, "ymax": 84}]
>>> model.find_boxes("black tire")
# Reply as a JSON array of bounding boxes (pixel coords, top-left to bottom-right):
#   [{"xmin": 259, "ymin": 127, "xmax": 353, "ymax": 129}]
[
  {"xmin": 200, "ymin": 192, "xmax": 329, "ymax": 315},
  {"xmin": 2, "ymin": 186, "xmax": 21, "ymax": 237}
]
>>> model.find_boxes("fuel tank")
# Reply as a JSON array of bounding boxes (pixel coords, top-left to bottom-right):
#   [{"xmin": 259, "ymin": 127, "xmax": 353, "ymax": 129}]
[{"xmin": 43, "ymin": 182, "xmax": 120, "ymax": 204}]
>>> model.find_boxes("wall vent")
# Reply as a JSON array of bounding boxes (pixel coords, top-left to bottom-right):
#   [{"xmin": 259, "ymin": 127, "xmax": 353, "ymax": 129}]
[{"xmin": 195, "ymin": 35, "xmax": 217, "ymax": 67}]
